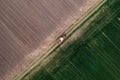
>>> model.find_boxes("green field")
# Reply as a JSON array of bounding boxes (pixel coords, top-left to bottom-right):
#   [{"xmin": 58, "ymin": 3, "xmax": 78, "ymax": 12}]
[{"xmin": 22, "ymin": 0, "xmax": 120, "ymax": 80}]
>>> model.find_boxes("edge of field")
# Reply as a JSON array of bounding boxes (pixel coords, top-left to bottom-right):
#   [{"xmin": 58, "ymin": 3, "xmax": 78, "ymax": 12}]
[{"xmin": 13, "ymin": 0, "xmax": 106, "ymax": 80}]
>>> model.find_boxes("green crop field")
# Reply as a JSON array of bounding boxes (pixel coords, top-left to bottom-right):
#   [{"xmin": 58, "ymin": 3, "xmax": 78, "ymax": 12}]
[{"xmin": 21, "ymin": 0, "xmax": 120, "ymax": 80}]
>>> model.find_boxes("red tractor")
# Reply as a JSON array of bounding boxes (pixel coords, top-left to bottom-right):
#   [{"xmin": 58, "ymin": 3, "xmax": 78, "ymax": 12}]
[{"xmin": 56, "ymin": 34, "xmax": 66, "ymax": 44}]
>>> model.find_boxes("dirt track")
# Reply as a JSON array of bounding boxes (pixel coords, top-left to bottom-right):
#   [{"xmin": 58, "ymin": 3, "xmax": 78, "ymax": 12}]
[{"xmin": 0, "ymin": 0, "xmax": 98, "ymax": 79}]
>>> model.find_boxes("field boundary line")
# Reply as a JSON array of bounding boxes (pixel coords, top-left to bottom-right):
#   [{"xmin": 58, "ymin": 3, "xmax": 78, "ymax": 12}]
[{"xmin": 13, "ymin": 0, "xmax": 106, "ymax": 80}]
